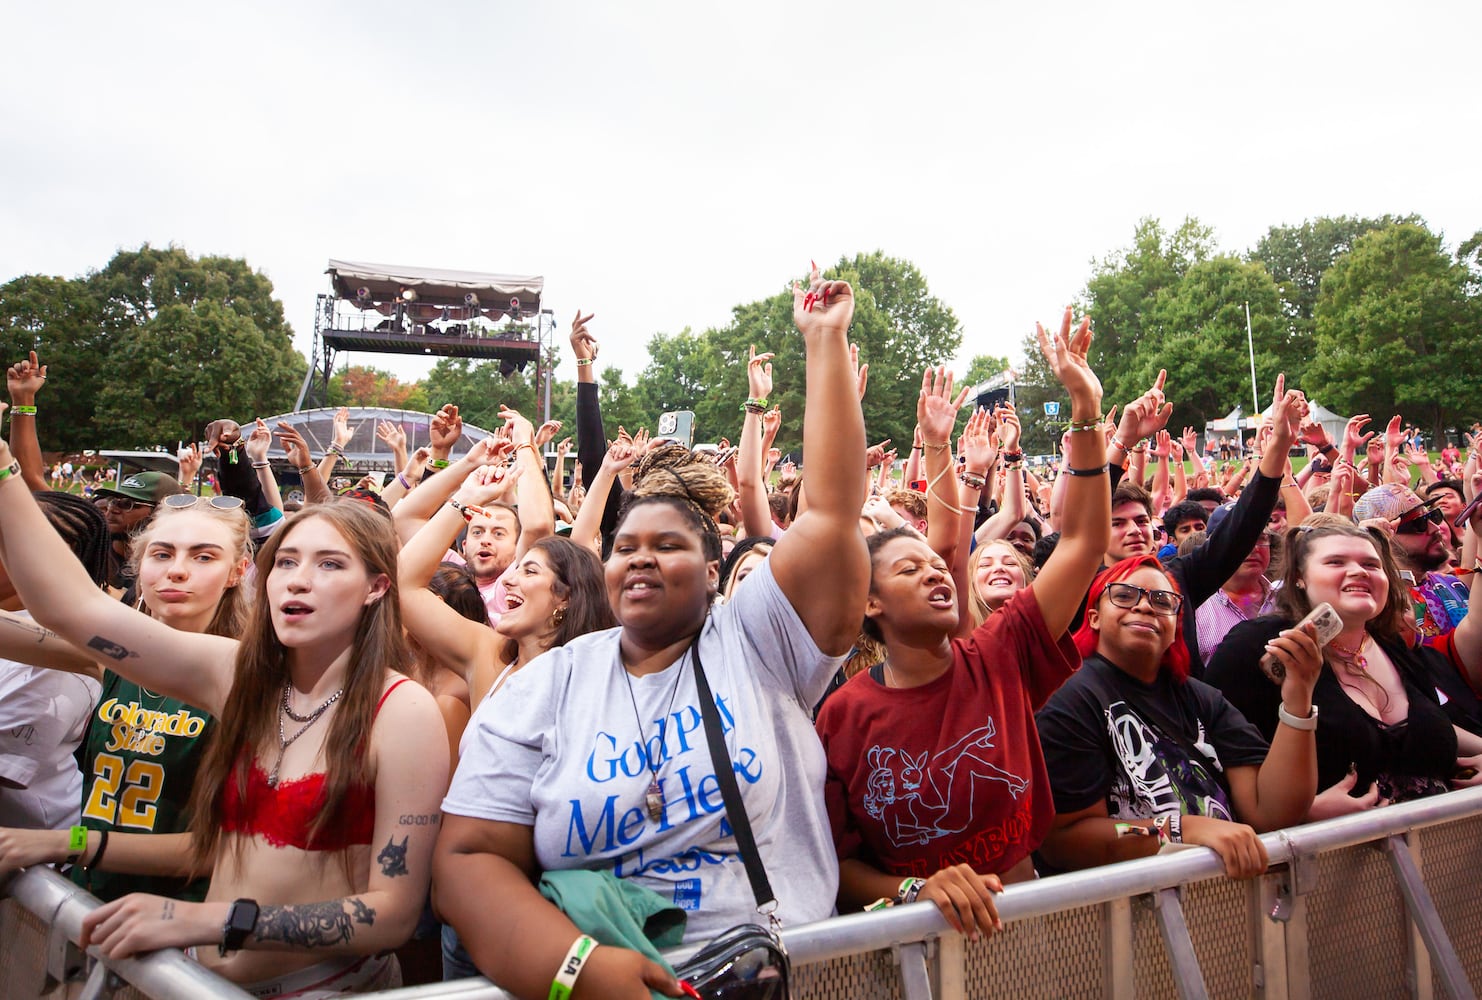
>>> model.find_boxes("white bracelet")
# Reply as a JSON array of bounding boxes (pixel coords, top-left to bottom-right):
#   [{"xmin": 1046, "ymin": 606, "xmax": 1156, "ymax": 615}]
[
  {"xmin": 1278, "ymin": 703, "xmax": 1319, "ymax": 731},
  {"xmin": 549, "ymin": 934, "xmax": 598, "ymax": 999}
]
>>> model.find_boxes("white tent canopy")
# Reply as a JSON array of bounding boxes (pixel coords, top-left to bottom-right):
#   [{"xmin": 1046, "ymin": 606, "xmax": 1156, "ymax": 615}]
[{"xmin": 1204, "ymin": 402, "xmax": 1349, "ymax": 448}]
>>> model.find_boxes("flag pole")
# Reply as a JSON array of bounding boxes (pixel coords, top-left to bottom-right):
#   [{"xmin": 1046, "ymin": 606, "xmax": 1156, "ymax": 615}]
[{"xmin": 1244, "ymin": 301, "xmax": 1259, "ymax": 414}]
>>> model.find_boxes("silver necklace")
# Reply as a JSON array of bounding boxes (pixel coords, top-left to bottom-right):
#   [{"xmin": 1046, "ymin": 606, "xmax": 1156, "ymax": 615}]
[
  {"xmin": 622, "ymin": 663, "xmax": 686, "ymax": 822},
  {"xmin": 269, "ymin": 682, "xmax": 343, "ymax": 787}
]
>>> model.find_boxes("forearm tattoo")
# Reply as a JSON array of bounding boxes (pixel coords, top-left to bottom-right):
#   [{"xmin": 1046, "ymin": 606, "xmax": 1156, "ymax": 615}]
[
  {"xmin": 86, "ymin": 636, "xmax": 139, "ymax": 661},
  {"xmin": 0, "ymin": 615, "xmax": 57, "ymax": 645},
  {"xmin": 252, "ymin": 899, "xmax": 376, "ymax": 948}
]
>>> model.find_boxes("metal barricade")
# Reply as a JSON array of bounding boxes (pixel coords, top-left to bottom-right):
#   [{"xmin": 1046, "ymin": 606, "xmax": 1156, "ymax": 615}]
[{"xmin": 7, "ymin": 787, "xmax": 1482, "ymax": 999}]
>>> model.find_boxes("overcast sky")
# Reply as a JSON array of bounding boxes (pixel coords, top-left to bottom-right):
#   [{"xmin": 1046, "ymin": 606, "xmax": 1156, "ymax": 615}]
[{"xmin": 4, "ymin": 2, "xmax": 1478, "ymax": 391}]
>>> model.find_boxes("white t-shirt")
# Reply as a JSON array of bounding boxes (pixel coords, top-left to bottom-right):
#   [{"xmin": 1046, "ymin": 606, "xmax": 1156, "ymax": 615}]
[
  {"xmin": 445, "ymin": 560, "xmax": 843, "ymax": 941},
  {"xmin": 0, "ymin": 613, "xmax": 101, "ymax": 830}
]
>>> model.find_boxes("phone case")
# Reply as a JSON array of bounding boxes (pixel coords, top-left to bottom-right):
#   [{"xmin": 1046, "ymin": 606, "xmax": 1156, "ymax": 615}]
[{"xmin": 1260, "ymin": 602, "xmax": 1341, "ymax": 684}]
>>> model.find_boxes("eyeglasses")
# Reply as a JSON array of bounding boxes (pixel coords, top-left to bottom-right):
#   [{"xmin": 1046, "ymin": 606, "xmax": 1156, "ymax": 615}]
[
  {"xmin": 101, "ymin": 497, "xmax": 155, "ymax": 513},
  {"xmin": 1104, "ymin": 582, "xmax": 1183, "ymax": 616},
  {"xmin": 162, "ymin": 494, "xmax": 244, "ymax": 511},
  {"xmin": 1395, "ymin": 505, "xmax": 1443, "ymax": 535}
]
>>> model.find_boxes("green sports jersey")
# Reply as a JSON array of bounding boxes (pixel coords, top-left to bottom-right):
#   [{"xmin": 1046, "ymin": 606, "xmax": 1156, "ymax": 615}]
[{"xmin": 71, "ymin": 671, "xmax": 213, "ymax": 902}]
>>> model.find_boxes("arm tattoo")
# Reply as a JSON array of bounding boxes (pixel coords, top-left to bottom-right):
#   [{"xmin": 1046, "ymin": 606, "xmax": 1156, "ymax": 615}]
[
  {"xmin": 253, "ymin": 899, "xmax": 377, "ymax": 948},
  {"xmin": 162, "ymin": 900, "xmax": 175, "ymax": 921},
  {"xmin": 0, "ymin": 615, "xmax": 58, "ymax": 645},
  {"xmin": 377, "ymin": 835, "xmax": 409, "ymax": 878},
  {"xmin": 398, "ymin": 813, "xmax": 440, "ymax": 826},
  {"xmin": 86, "ymin": 636, "xmax": 139, "ymax": 661}
]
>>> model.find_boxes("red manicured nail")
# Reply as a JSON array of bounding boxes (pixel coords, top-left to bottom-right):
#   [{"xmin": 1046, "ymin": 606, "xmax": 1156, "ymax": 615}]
[
  {"xmin": 822, "ymin": 288, "xmax": 830, "ymax": 306},
  {"xmin": 810, "ymin": 259, "xmax": 817, "ymax": 273},
  {"xmin": 679, "ymin": 981, "xmax": 702, "ymax": 999}
]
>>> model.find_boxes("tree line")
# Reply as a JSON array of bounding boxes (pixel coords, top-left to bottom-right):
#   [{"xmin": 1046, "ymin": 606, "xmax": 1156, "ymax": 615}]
[{"xmin": 4, "ymin": 222, "xmax": 1478, "ymax": 456}]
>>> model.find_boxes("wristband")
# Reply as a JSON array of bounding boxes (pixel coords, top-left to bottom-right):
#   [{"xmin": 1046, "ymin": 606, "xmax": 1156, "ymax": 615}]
[
  {"xmin": 84, "ymin": 828, "xmax": 110, "ymax": 871},
  {"xmin": 1000, "ymin": 450, "xmax": 1024, "ymax": 463},
  {"xmin": 958, "ymin": 472, "xmax": 986, "ymax": 490},
  {"xmin": 1278, "ymin": 703, "xmax": 1319, "ymax": 731},
  {"xmin": 1153, "ymin": 813, "xmax": 1182, "ymax": 845},
  {"xmin": 745, "ymin": 397, "xmax": 768, "ymax": 409},
  {"xmin": 741, "ymin": 402, "xmax": 766, "ymax": 415},
  {"xmin": 549, "ymin": 934, "xmax": 598, "ymax": 1000},
  {"xmin": 1114, "ymin": 822, "xmax": 1154, "ymax": 838},
  {"xmin": 327, "ymin": 444, "xmax": 345, "ymax": 457},
  {"xmin": 294, "ymin": 465, "xmax": 313, "ymax": 475},
  {"xmin": 0, "ymin": 459, "xmax": 21, "ymax": 483},
  {"xmin": 430, "ymin": 458, "xmax": 451, "ymax": 469},
  {"xmin": 65, "ymin": 825, "xmax": 88, "ymax": 865},
  {"xmin": 574, "ymin": 357, "xmax": 594, "ymax": 367},
  {"xmin": 1067, "ymin": 416, "xmax": 1103, "ymax": 433},
  {"xmin": 251, "ymin": 461, "xmax": 270, "ymax": 469},
  {"xmin": 10, "ymin": 405, "xmax": 36, "ymax": 415},
  {"xmin": 921, "ymin": 441, "xmax": 950, "ymax": 452},
  {"xmin": 396, "ymin": 473, "xmax": 412, "ymax": 490},
  {"xmin": 1063, "ymin": 465, "xmax": 1109, "ymax": 477},
  {"xmin": 894, "ymin": 877, "xmax": 926, "ymax": 906}
]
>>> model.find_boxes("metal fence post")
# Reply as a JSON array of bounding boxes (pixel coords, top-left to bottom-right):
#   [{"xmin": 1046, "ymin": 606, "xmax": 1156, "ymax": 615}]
[
  {"xmin": 1103, "ymin": 896, "xmax": 1135, "ymax": 1000},
  {"xmin": 1153, "ymin": 887, "xmax": 1210, "ymax": 1000},
  {"xmin": 1385, "ymin": 834, "xmax": 1474, "ymax": 1000}
]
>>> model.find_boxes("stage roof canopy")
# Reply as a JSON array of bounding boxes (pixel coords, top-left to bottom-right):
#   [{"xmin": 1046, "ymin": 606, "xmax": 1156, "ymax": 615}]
[{"xmin": 326, "ymin": 259, "xmax": 544, "ymax": 310}]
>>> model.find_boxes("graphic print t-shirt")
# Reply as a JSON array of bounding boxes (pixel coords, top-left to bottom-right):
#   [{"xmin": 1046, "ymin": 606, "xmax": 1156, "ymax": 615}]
[
  {"xmin": 815, "ymin": 587, "xmax": 1078, "ymax": 878},
  {"xmin": 1036, "ymin": 656, "xmax": 1268, "ymax": 820},
  {"xmin": 444, "ymin": 560, "xmax": 844, "ymax": 942},
  {"xmin": 72, "ymin": 671, "xmax": 213, "ymax": 902}
]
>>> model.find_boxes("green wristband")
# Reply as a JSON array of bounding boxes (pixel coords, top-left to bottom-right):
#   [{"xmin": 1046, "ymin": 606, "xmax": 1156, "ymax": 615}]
[
  {"xmin": 10, "ymin": 405, "xmax": 36, "ymax": 416},
  {"xmin": 65, "ymin": 824, "xmax": 88, "ymax": 864},
  {"xmin": 430, "ymin": 459, "xmax": 451, "ymax": 469}
]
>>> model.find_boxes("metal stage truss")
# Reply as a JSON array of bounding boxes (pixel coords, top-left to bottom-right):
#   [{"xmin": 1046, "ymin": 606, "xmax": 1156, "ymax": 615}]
[{"xmin": 295, "ymin": 260, "xmax": 558, "ymax": 418}]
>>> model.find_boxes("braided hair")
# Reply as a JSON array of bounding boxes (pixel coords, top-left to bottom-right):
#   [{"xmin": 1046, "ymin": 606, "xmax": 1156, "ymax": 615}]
[
  {"xmin": 36, "ymin": 492, "xmax": 111, "ymax": 587},
  {"xmin": 618, "ymin": 442, "xmax": 735, "ymax": 562}
]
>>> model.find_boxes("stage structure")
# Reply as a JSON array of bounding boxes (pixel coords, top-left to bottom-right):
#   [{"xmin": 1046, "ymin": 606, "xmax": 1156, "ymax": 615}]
[{"xmin": 295, "ymin": 260, "xmax": 558, "ymax": 418}]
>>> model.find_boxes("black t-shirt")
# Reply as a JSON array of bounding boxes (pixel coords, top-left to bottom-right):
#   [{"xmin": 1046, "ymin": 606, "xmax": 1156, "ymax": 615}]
[
  {"xmin": 1205, "ymin": 618, "xmax": 1458, "ymax": 802},
  {"xmin": 1036, "ymin": 655, "xmax": 1268, "ymax": 822}
]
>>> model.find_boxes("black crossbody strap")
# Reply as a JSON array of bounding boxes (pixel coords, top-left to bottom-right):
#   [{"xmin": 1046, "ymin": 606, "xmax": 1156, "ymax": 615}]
[{"xmin": 690, "ymin": 641, "xmax": 777, "ymax": 915}]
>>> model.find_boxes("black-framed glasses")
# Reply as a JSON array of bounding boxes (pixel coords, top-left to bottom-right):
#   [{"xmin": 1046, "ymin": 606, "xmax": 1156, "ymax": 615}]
[
  {"xmin": 101, "ymin": 497, "xmax": 155, "ymax": 513},
  {"xmin": 162, "ymin": 494, "xmax": 244, "ymax": 511},
  {"xmin": 1395, "ymin": 505, "xmax": 1443, "ymax": 535},
  {"xmin": 1105, "ymin": 581, "xmax": 1183, "ymax": 616}
]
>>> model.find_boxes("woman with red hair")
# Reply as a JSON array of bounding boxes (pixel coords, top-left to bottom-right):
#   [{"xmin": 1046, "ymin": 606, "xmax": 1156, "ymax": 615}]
[{"xmin": 1035, "ymin": 556, "xmax": 1321, "ymax": 878}]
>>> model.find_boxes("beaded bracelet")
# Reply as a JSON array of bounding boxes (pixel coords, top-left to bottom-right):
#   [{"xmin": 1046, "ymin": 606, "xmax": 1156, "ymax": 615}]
[
  {"xmin": 958, "ymin": 472, "xmax": 987, "ymax": 490},
  {"xmin": 1066, "ymin": 416, "xmax": 1103, "ymax": 433},
  {"xmin": 575, "ymin": 358, "xmax": 594, "ymax": 367}
]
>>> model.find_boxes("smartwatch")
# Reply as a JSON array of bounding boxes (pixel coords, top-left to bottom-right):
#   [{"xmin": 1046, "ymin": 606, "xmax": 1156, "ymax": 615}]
[{"xmin": 220, "ymin": 898, "xmax": 260, "ymax": 957}]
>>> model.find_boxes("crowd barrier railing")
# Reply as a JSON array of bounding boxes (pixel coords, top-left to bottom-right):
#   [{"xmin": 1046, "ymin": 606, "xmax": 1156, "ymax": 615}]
[{"xmin": 7, "ymin": 786, "xmax": 1482, "ymax": 999}]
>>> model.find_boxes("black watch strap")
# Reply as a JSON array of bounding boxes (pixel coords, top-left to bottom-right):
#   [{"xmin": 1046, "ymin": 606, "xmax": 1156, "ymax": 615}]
[{"xmin": 220, "ymin": 898, "xmax": 260, "ymax": 957}]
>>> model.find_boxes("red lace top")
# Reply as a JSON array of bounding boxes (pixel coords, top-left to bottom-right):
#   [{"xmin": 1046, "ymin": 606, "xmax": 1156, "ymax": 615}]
[{"xmin": 219, "ymin": 678, "xmax": 409, "ymax": 852}]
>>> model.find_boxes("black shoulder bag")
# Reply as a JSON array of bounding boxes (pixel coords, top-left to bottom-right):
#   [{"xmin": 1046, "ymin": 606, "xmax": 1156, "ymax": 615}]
[{"xmin": 672, "ymin": 640, "xmax": 792, "ymax": 1000}]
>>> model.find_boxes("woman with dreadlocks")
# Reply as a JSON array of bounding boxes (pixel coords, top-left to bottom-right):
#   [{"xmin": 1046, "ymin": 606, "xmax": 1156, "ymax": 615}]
[{"xmin": 436, "ymin": 265, "xmax": 870, "ymax": 1000}]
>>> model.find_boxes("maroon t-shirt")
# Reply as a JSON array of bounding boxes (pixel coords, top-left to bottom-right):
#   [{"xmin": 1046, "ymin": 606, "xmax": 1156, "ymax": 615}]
[{"xmin": 817, "ymin": 588, "xmax": 1079, "ymax": 878}]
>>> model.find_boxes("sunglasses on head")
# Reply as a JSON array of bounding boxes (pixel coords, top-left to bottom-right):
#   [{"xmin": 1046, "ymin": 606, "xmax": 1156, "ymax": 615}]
[
  {"xmin": 1104, "ymin": 581, "xmax": 1183, "ymax": 616},
  {"xmin": 1395, "ymin": 505, "xmax": 1443, "ymax": 535},
  {"xmin": 162, "ymin": 494, "xmax": 244, "ymax": 511}
]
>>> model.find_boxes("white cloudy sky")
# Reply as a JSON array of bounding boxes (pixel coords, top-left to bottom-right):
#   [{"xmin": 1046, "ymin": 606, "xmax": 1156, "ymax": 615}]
[{"xmin": 4, "ymin": 2, "xmax": 1478, "ymax": 388}]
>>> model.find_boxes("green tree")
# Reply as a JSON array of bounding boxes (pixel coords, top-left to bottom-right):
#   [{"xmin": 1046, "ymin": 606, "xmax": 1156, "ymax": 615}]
[
  {"xmin": 1248, "ymin": 215, "xmax": 1415, "ymax": 371},
  {"xmin": 329, "ymin": 365, "xmax": 429, "ymax": 411},
  {"xmin": 1128, "ymin": 256, "xmax": 1288, "ymax": 432},
  {"xmin": 1007, "ymin": 330, "xmax": 1062, "ymax": 455},
  {"xmin": 422, "ymin": 357, "xmax": 538, "ymax": 433},
  {"xmin": 960, "ymin": 353, "xmax": 1011, "ymax": 389},
  {"xmin": 0, "ymin": 274, "xmax": 108, "ymax": 450},
  {"xmin": 1083, "ymin": 217, "xmax": 1217, "ymax": 408},
  {"xmin": 1309, "ymin": 223, "xmax": 1482, "ymax": 436}
]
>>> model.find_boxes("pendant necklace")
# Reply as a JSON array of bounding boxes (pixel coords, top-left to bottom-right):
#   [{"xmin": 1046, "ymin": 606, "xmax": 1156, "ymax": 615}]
[
  {"xmin": 622, "ymin": 661, "xmax": 687, "ymax": 823},
  {"xmin": 270, "ymin": 682, "xmax": 343, "ymax": 788}
]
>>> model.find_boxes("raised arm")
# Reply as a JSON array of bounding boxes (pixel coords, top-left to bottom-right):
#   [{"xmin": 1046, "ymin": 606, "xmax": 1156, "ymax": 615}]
[
  {"xmin": 570, "ymin": 435, "xmax": 641, "ymax": 554},
  {"xmin": 80, "ymin": 683, "xmax": 448, "ymax": 961},
  {"xmin": 499, "ymin": 406, "xmax": 556, "ymax": 559},
  {"xmin": 769, "ymin": 264, "xmax": 871, "ymax": 655},
  {"xmin": 243, "ymin": 419, "xmax": 284, "ymax": 513},
  {"xmin": 0, "ymin": 431, "xmax": 236, "ymax": 714},
  {"xmin": 6, "ymin": 352, "xmax": 49, "ymax": 491},
  {"xmin": 276, "ymin": 422, "xmax": 332, "ymax": 506},
  {"xmin": 918, "ymin": 366, "xmax": 971, "ymax": 561},
  {"xmin": 951, "ymin": 406, "xmax": 997, "ymax": 636},
  {"xmin": 736, "ymin": 345, "xmax": 778, "ymax": 538},
  {"xmin": 1026, "ymin": 309, "xmax": 1109, "ymax": 638}
]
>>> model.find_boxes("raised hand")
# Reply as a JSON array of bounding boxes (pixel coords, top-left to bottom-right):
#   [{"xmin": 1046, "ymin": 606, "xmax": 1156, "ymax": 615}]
[
  {"xmin": 1384, "ymin": 414, "xmax": 1405, "ymax": 452},
  {"xmin": 997, "ymin": 403, "xmax": 1022, "ymax": 454},
  {"xmin": 274, "ymin": 422, "xmax": 312, "ymax": 469},
  {"xmin": 747, "ymin": 344, "xmax": 775, "ymax": 400},
  {"xmin": 1113, "ymin": 371, "xmax": 1171, "ymax": 444},
  {"xmin": 376, "ymin": 420, "xmax": 406, "ymax": 451},
  {"xmin": 569, "ymin": 310, "xmax": 599, "ymax": 361},
  {"xmin": 850, "ymin": 343, "xmax": 869, "ymax": 401},
  {"xmin": 761, "ymin": 406, "xmax": 782, "ymax": 441},
  {"xmin": 534, "ymin": 419, "xmax": 562, "ymax": 449},
  {"xmin": 1297, "ymin": 414, "xmax": 1331, "ymax": 450},
  {"xmin": 959, "ymin": 407, "xmax": 998, "ymax": 474},
  {"xmin": 918, "ymin": 366, "xmax": 970, "ymax": 447},
  {"xmin": 453, "ymin": 461, "xmax": 522, "ymax": 507},
  {"xmin": 1181, "ymin": 426, "xmax": 1199, "ymax": 455},
  {"xmin": 332, "ymin": 406, "xmax": 353, "ymax": 449},
  {"xmin": 1150, "ymin": 429, "xmax": 1172, "ymax": 459},
  {"xmin": 243, "ymin": 420, "xmax": 273, "ymax": 464},
  {"xmin": 6, "ymin": 350, "xmax": 46, "ymax": 402},
  {"xmin": 864, "ymin": 439, "xmax": 893, "ymax": 469},
  {"xmin": 429, "ymin": 404, "xmax": 463, "ymax": 453},
  {"xmin": 555, "ymin": 436, "xmax": 572, "ymax": 459},
  {"xmin": 178, "ymin": 443, "xmax": 203, "ymax": 484},
  {"xmin": 601, "ymin": 436, "xmax": 642, "ymax": 475},
  {"xmin": 1341, "ymin": 414, "xmax": 1374, "ymax": 459},
  {"xmin": 203, "ymin": 419, "xmax": 243, "ymax": 454},
  {"xmin": 792, "ymin": 261, "xmax": 854, "ymax": 340},
  {"xmin": 1266, "ymin": 374, "xmax": 1305, "ymax": 451}
]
